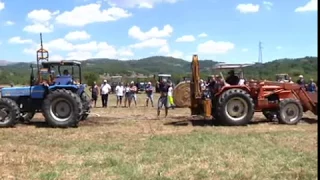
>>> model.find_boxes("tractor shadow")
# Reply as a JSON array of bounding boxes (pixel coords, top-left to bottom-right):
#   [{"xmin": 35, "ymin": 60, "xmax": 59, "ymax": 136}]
[
  {"xmin": 17, "ymin": 116, "xmax": 121, "ymax": 128},
  {"xmin": 164, "ymin": 116, "xmax": 215, "ymax": 127}
]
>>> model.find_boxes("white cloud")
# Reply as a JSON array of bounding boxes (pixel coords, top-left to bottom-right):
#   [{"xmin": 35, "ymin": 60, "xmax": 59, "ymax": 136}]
[
  {"xmin": 23, "ymin": 38, "xmax": 134, "ymax": 60},
  {"xmin": 107, "ymin": 0, "xmax": 179, "ymax": 9},
  {"xmin": 55, "ymin": 3, "xmax": 132, "ymax": 26},
  {"xmin": 295, "ymin": 0, "xmax": 317, "ymax": 12},
  {"xmin": 50, "ymin": 54, "xmax": 64, "ymax": 60},
  {"xmin": 158, "ymin": 45, "xmax": 170, "ymax": 53},
  {"xmin": 236, "ymin": 4, "xmax": 260, "ymax": 13},
  {"xmin": 130, "ymin": 38, "xmax": 167, "ymax": 48},
  {"xmin": 138, "ymin": 2, "xmax": 153, "ymax": 8},
  {"xmin": 241, "ymin": 48, "xmax": 248, "ymax": 52},
  {"xmin": 276, "ymin": 46, "xmax": 282, "ymax": 50},
  {"xmin": 175, "ymin": 35, "xmax": 196, "ymax": 42},
  {"xmin": 8, "ymin": 37, "xmax": 33, "ymax": 44},
  {"xmin": 23, "ymin": 23, "xmax": 54, "ymax": 33},
  {"xmin": 5, "ymin": 21, "xmax": 14, "ymax": 26},
  {"xmin": 23, "ymin": 9, "xmax": 59, "ymax": 33},
  {"xmin": 197, "ymin": 40, "xmax": 235, "ymax": 54},
  {"xmin": 167, "ymin": 50, "xmax": 183, "ymax": 58},
  {"xmin": 128, "ymin": 24, "xmax": 173, "ymax": 41},
  {"xmin": 64, "ymin": 31, "xmax": 91, "ymax": 41},
  {"xmin": 0, "ymin": 1, "xmax": 4, "ymax": 11},
  {"xmin": 66, "ymin": 51, "xmax": 93, "ymax": 60},
  {"xmin": 198, "ymin": 33, "xmax": 208, "ymax": 38},
  {"xmin": 263, "ymin": 1, "xmax": 273, "ymax": 10},
  {"xmin": 27, "ymin": 9, "xmax": 59, "ymax": 22}
]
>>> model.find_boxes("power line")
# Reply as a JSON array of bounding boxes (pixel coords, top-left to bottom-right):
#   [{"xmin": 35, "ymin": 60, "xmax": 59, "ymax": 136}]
[{"xmin": 258, "ymin": 41, "xmax": 263, "ymax": 63}]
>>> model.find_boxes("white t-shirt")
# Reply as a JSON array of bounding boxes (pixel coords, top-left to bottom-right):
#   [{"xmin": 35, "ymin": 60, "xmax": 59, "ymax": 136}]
[
  {"xmin": 101, "ymin": 83, "xmax": 111, "ymax": 95},
  {"xmin": 238, "ymin": 79, "xmax": 245, "ymax": 85},
  {"xmin": 125, "ymin": 87, "xmax": 130, "ymax": 93},
  {"xmin": 168, "ymin": 87, "xmax": 173, "ymax": 96},
  {"xmin": 115, "ymin": 85, "xmax": 124, "ymax": 96}
]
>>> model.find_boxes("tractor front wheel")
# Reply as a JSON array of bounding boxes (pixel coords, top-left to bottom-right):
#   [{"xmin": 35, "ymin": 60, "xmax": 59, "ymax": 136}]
[
  {"xmin": 0, "ymin": 98, "xmax": 20, "ymax": 127},
  {"xmin": 277, "ymin": 99, "xmax": 303, "ymax": 125},
  {"xmin": 42, "ymin": 89, "xmax": 82, "ymax": 128},
  {"xmin": 216, "ymin": 89, "xmax": 254, "ymax": 126}
]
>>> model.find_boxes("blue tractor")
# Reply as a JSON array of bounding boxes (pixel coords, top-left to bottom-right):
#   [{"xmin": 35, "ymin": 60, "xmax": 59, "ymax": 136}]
[{"xmin": 0, "ymin": 34, "xmax": 91, "ymax": 128}]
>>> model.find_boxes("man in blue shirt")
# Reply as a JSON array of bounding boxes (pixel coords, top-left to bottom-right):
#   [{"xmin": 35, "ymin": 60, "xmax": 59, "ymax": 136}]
[{"xmin": 145, "ymin": 82, "xmax": 154, "ymax": 107}]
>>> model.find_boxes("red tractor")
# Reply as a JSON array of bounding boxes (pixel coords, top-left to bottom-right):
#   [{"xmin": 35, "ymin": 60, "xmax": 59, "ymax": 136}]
[{"xmin": 188, "ymin": 55, "xmax": 317, "ymax": 126}]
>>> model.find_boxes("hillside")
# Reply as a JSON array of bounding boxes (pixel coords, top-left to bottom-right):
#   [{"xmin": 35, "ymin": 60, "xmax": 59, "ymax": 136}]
[{"xmin": 0, "ymin": 56, "xmax": 317, "ymax": 84}]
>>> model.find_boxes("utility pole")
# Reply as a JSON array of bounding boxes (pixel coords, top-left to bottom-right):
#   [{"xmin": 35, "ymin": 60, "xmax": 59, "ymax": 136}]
[
  {"xmin": 258, "ymin": 41, "xmax": 263, "ymax": 80},
  {"xmin": 258, "ymin": 41, "xmax": 263, "ymax": 64}
]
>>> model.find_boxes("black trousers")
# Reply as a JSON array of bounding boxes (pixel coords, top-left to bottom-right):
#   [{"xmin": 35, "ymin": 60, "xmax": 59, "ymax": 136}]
[{"xmin": 101, "ymin": 94, "xmax": 109, "ymax": 107}]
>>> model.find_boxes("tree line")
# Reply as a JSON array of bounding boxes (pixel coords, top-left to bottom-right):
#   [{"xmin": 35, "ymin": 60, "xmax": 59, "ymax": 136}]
[{"xmin": 0, "ymin": 56, "xmax": 317, "ymax": 85}]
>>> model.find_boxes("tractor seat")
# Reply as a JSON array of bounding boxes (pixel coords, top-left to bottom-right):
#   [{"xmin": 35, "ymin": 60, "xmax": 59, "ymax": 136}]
[{"xmin": 54, "ymin": 75, "xmax": 73, "ymax": 85}]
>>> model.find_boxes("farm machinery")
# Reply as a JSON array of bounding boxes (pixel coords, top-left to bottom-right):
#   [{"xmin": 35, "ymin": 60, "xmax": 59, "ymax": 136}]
[
  {"xmin": 0, "ymin": 33, "xmax": 91, "ymax": 128},
  {"xmin": 176, "ymin": 55, "xmax": 317, "ymax": 126}
]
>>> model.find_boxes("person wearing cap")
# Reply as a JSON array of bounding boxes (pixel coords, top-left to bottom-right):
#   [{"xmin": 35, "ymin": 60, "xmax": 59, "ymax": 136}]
[
  {"xmin": 128, "ymin": 81, "xmax": 137, "ymax": 107},
  {"xmin": 157, "ymin": 79, "xmax": 170, "ymax": 117},
  {"xmin": 296, "ymin": 75, "xmax": 306, "ymax": 88},
  {"xmin": 100, "ymin": 80, "xmax": 111, "ymax": 107},
  {"xmin": 145, "ymin": 82, "xmax": 154, "ymax": 107}
]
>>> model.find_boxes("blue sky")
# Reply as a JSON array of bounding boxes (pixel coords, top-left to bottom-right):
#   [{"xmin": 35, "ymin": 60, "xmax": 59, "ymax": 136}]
[{"xmin": 0, "ymin": 0, "xmax": 317, "ymax": 63}]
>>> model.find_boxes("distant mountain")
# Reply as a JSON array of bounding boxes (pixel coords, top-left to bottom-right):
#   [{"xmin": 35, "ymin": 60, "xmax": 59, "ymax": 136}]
[{"xmin": 0, "ymin": 56, "xmax": 317, "ymax": 84}]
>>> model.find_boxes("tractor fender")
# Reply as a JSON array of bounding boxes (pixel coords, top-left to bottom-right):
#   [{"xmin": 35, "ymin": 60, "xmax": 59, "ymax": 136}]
[
  {"xmin": 216, "ymin": 85, "xmax": 251, "ymax": 96},
  {"xmin": 49, "ymin": 85, "xmax": 79, "ymax": 93}
]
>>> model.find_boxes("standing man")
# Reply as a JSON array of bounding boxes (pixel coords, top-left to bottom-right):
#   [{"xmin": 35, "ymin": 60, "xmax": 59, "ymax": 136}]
[
  {"xmin": 89, "ymin": 81, "xmax": 99, "ymax": 108},
  {"xmin": 145, "ymin": 82, "xmax": 154, "ymax": 107},
  {"xmin": 297, "ymin": 75, "xmax": 306, "ymax": 89},
  {"xmin": 115, "ymin": 82, "xmax": 124, "ymax": 107},
  {"xmin": 130, "ymin": 81, "xmax": 137, "ymax": 106},
  {"xmin": 157, "ymin": 79, "xmax": 169, "ymax": 117},
  {"xmin": 101, "ymin": 80, "xmax": 111, "ymax": 108}
]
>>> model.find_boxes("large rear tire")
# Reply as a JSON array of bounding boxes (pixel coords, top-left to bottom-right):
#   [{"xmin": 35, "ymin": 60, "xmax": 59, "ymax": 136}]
[
  {"xmin": 80, "ymin": 92, "xmax": 91, "ymax": 121},
  {"xmin": 216, "ymin": 88, "xmax": 254, "ymax": 126},
  {"xmin": 277, "ymin": 99, "xmax": 303, "ymax": 125},
  {"xmin": 0, "ymin": 98, "xmax": 20, "ymax": 127},
  {"xmin": 42, "ymin": 89, "xmax": 82, "ymax": 128}
]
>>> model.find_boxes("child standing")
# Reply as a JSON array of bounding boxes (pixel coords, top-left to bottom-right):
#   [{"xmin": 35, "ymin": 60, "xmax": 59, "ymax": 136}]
[{"xmin": 167, "ymin": 82, "xmax": 175, "ymax": 109}]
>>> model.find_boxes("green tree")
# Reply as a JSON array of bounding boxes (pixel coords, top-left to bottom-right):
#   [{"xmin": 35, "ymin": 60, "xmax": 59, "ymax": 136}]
[{"xmin": 84, "ymin": 72, "xmax": 98, "ymax": 86}]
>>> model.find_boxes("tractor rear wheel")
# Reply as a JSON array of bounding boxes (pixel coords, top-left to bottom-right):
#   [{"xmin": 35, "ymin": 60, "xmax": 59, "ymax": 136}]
[
  {"xmin": 0, "ymin": 98, "xmax": 20, "ymax": 127},
  {"xmin": 80, "ymin": 92, "xmax": 91, "ymax": 121},
  {"xmin": 42, "ymin": 89, "xmax": 82, "ymax": 128},
  {"xmin": 216, "ymin": 89, "xmax": 254, "ymax": 126},
  {"xmin": 277, "ymin": 99, "xmax": 303, "ymax": 125}
]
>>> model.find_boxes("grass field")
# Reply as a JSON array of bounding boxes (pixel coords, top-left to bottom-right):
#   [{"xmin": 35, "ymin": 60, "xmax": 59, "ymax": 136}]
[{"xmin": 0, "ymin": 93, "xmax": 318, "ymax": 180}]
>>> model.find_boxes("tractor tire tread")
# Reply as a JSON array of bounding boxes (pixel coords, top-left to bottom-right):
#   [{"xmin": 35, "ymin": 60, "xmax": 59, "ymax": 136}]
[
  {"xmin": 42, "ymin": 89, "xmax": 82, "ymax": 128},
  {"xmin": 0, "ymin": 98, "xmax": 20, "ymax": 127},
  {"xmin": 216, "ymin": 88, "xmax": 254, "ymax": 126},
  {"xmin": 277, "ymin": 98, "xmax": 303, "ymax": 125}
]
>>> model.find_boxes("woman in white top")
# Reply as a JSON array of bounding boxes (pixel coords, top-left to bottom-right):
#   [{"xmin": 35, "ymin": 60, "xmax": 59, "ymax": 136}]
[
  {"xmin": 167, "ymin": 83, "xmax": 175, "ymax": 109},
  {"xmin": 115, "ymin": 82, "xmax": 124, "ymax": 107}
]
